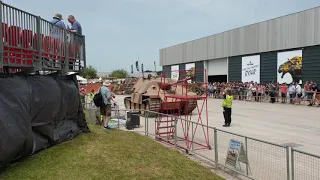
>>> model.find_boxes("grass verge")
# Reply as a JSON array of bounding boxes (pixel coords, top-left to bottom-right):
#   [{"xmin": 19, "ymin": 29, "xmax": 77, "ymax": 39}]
[{"xmin": 0, "ymin": 125, "xmax": 223, "ymax": 180}]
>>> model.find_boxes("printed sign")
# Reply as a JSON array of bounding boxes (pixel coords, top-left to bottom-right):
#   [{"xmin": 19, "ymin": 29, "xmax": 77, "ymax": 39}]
[
  {"xmin": 226, "ymin": 139, "xmax": 241, "ymax": 166},
  {"xmin": 277, "ymin": 50, "xmax": 302, "ymax": 84},
  {"xmin": 225, "ymin": 139, "xmax": 251, "ymax": 174},
  {"xmin": 241, "ymin": 55, "xmax": 260, "ymax": 83},
  {"xmin": 171, "ymin": 65, "xmax": 179, "ymax": 80},
  {"xmin": 186, "ymin": 63, "xmax": 195, "ymax": 83}
]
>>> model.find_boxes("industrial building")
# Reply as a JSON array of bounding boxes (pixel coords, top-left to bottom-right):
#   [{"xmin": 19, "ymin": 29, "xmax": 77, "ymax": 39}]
[{"xmin": 159, "ymin": 6, "xmax": 320, "ymax": 84}]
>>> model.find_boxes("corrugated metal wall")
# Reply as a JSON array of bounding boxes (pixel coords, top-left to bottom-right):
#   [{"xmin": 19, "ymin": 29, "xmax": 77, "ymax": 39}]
[
  {"xmin": 228, "ymin": 56, "xmax": 241, "ymax": 82},
  {"xmin": 195, "ymin": 61, "xmax": 204, "ymax": 82},
  {"xmin": 160, "ymin": 7, "xmax": 320, "ymax": 66},
  {"xmin": 260, "ymin": 52, "xmax": 277, "ymax": 83},
  {"xmin": 179, "ymin": 64, "xmax": 186, "ymax": 80},
  {"xmin": 302, "ymin": 45, "xmax": 320, "ymax": 83}
]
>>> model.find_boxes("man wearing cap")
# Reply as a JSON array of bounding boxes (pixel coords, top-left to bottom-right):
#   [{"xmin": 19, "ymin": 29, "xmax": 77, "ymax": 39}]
[
  {"xmin": 222, "ymin": 88, "xmax": 233, "ymax": 127},
  {"xmin": 50, "ymin": 13, "xmax": 66, "ymax": 38},
  {"xmin": 99, "ymin": 81, "xmax": 116, "ymax": 129}
]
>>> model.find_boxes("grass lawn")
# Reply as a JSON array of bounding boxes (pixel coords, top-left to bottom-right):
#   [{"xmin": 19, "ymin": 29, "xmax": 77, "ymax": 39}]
[{"xmin": 0, "ymin": 125, "xmax": 223, "ymax": 180}]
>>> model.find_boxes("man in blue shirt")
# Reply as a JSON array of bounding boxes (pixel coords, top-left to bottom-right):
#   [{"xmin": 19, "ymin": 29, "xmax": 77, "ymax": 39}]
[
  {"xmin": 99, "ymin": 82, "xmax": 116, "ymax": 129},
  {"xmin": 67, "ymin": 15, "xmax": 82, "ymax": 35},
  {"xmin": 50, "ymin": 13, "xmax": 66, "ymax": 39}
]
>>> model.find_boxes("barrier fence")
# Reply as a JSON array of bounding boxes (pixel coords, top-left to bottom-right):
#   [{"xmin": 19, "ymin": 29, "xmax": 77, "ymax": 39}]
[
  {"xmin": 83, "ymin": 106, "xmax": 320, "ymax": 180},
  {"xmin": 210, "ymin": 93, "xmax": 319, "ymax": 106}
]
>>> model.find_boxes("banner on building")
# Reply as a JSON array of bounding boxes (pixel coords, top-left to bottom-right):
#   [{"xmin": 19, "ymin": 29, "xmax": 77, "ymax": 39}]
[
  {"xmin": 186, "ymin": 63, "xmax": 195, "ymax": 83},
  {"xmin": 171, "ymin": 65, "xmax": 179, "ymax": 80},
  {"xmin": 241, "ymin": 55, "xmax": 260, "ymax": 83},
  {"xmin": 277, "ymin": 50, "xmax": 302, "ymax": 84}
]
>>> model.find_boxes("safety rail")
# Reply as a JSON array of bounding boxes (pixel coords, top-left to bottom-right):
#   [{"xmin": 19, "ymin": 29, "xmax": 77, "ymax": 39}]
[
  {"xmin": 0, "ymin": 1, "xmax": 86, "ymax": 74},
  {"xmin": 84, "ymin": 106, "xmax": 320, "ymax": 180}
]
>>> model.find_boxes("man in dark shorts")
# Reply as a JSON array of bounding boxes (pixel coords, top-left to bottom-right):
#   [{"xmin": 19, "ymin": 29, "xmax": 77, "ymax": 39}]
[{"xmin": 99, "ymin": 82, "xmax": 116, "ymax": 129}]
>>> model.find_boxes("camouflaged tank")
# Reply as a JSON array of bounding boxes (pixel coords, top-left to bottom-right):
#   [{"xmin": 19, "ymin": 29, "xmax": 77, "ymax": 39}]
[{"xmin": 124, "ymin": 77, "xmax": 198, "ymax": 116}]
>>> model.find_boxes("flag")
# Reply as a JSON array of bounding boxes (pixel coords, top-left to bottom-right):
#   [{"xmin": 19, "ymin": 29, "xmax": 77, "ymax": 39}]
[{"xmin": 135, "ymin": 61, "xmax": 139, "ymax": 72}]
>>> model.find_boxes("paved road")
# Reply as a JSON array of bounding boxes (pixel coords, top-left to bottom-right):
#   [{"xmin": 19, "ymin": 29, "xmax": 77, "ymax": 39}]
[{"xmin": 113, "ymin": 95, "xmax": 320, "ymax": 180}]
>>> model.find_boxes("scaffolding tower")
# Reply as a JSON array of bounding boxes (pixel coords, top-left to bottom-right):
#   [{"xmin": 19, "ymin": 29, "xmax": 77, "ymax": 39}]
[{"xmin": 154, "ymin": 68, "xmax": 211, "ymax": 152}]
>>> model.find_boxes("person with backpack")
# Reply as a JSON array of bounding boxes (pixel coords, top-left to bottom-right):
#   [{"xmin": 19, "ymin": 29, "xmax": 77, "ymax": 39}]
[{"xmin": 94, "ymin": 82, "xmax": 116, "ymax": 129}]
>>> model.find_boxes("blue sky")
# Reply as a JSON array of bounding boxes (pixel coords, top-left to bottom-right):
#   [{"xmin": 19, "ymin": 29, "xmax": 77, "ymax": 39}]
[{"xmin": 5, "ymin": 0, "xmax": 320, "ymax": 72}]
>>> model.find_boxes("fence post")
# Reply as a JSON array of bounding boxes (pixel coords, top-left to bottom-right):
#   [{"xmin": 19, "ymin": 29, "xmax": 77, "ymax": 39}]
[
  {"xmin": 286, "ymin": 146, "xmax": 291, "ymax": 180},
  {"xmin": 291, "ymin": 148, "xmax": 294, "ymax": 180},
  {"xmin": 245, "ymin": 137, "xmax": 248, "ymax": 175},
  {"xmin": 214, "ymin": 127, "xmax": 218, "ymax": 169},
  {"xmin": 145, "ymin": 111, "xmax": 148, "ymax": 136},
  {"xmin": 0, "ymin": 1, "xmax": 3, "ymax": 72},
  {"xmin": 191, "ymin": 122, "xmax": 194, "ymax": 152},
  {"xmin": 174, "ymin": 116, "xmax": 178, "ymax": 149},
  {"xmin": 116, "ymin": 105, "xmax": 120, "ymax": 129}
]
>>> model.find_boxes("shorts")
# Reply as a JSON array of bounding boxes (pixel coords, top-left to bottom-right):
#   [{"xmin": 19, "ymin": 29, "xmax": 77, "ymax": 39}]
[
  {"xmin": 100, "ymin": 104, "xmax": 111, "ymax": 116},
  {"xmin": 297, "ymin": 93, "xmax": 302, "ymax": 98},
  {"xmin": 281, "ymin": 93, "xmax": 286, "ymax": 98}
]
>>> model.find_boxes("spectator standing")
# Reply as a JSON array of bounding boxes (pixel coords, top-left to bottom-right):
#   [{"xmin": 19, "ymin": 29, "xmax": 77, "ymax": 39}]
[
  {"xmin": 99, "ymin": 82, "xmax": 116, "ymax": 129},
  {"xmin": 304, "ymin": 81, "xmax": 309, "ymax": 100},
  {"xmin": 270, "ymin": 84, "xmax": 276, "ymax": 103},
  {"xmin": 309, "ymin": 83, "xmax": 318, "ymax": 106},
  {"xmin": 247, "ymin": 83, "xmax": 253, "ymax": 101},
  {"xmin": 280, "ymin": 83, "xmax": 288, "ymax": 103},
  {"xmin": 288, "ymin": 83, "xmax": 296, "ymax": 104},
  {"xmin": 295, "ymin": 82, "xmax": 302, "ymax": 104}
]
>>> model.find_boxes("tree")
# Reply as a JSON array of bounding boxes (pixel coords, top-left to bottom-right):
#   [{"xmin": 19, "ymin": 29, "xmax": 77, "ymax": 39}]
[
  {"xmin": 109, "ymin": 69, "xmax": 129, "ymax": 78},
  {"xmin": 80, "ymin": 65, "xmax": 97, "ymax": 79}
]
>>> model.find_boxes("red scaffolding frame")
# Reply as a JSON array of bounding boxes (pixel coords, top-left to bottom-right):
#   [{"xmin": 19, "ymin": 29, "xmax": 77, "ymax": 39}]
[{"xmin": 154, "ymin": 68, "xmax": 211, "ymax": 151}]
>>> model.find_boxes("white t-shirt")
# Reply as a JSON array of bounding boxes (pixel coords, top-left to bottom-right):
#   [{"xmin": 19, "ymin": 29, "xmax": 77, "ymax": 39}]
[{"xmin": 296, "ymin": 85, "xmax": 302, "ymax": 94}]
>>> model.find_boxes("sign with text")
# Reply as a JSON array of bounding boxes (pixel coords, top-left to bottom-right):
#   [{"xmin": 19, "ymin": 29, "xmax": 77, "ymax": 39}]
[
  {"xmin": 241, "ymin": 55, "xmax": 260, "ymax": 83},
  {"xmin": 171, "ymin": 65, "xmax": 179, "ymax": 80},
  {"xmin": 225, "ymin": 139, "xmax": 251, "ymax": 174}
]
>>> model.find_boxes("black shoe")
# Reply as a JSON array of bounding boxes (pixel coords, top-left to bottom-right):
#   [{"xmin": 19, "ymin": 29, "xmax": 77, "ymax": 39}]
[
  {"xmin": 308, "ymin": 104, "xmax": 312, "ymax": 106},
  {"xmin": 223, "ymin": 124, "xmax": 228, "ymax": 127}
]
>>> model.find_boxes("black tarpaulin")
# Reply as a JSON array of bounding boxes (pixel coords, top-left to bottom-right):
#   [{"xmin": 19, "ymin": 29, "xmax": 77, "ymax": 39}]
[{"xmin": 0, "ymin": 74, "xmax": 90, "ymax": 170}]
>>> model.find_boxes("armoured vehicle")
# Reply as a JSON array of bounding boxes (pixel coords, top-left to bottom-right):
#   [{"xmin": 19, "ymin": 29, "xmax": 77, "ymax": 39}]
[{"xmin": 124, "ymin": 76, "xmax": 198, "ymax": 115}]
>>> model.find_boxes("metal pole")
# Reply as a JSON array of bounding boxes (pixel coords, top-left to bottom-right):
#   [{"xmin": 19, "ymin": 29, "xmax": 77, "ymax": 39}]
[
  {"xmin": 36, "ymin": 16, "xmax": 42, "ymax": 70},
  {"xmin": 214, "ymin": 127, "xmax": 218, "ymax": 169},
  {"xmin": 286, "ymin": 146, "xmax": 291, "ymax": 180},
  {"xmin": 145, "ymin": 111, "xmax": 148, "ymax": 136},
  {"xmin": 291, "ymin": 148, "xmax": 294, "ymax": 180},
  {"xmin": 0, "ymin": 2, "xmax": 3, "ymax": 71},
  {"xmin": 174, "ymin": 116, "xmax": 178, "ymax": 149},
  {"xmin": 82, "ymin": 35, "xmax": 86, "ymax": 71},
  {"xmin": 117, "ymin": 105, "xmax": 120, "ymax": 129},
  {"xmin": 191, "ymin": 122, "xmax": 194, "ymax": 152},
  {"xmin": 64, "ymin": 30, "xmax": 69, "ymax": 73},
  {"xmin": 245, "ymin": 137, "xmax": 248, "ymax": 175}
]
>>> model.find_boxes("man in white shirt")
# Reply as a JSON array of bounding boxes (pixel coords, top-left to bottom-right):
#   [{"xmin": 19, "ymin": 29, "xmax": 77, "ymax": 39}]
[
  {"xmin": 247, "ymin": 82, "xmax": 253, "ymax": 101},
  {"xmin": 295, "ymin": 82, "xmax": 302, "ymax": 104}
]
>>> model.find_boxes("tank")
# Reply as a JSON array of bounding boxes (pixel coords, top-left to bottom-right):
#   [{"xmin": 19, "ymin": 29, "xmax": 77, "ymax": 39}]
[{"xmin": 124, "ymin": 76, "xmax": 198, "ymax": 116}]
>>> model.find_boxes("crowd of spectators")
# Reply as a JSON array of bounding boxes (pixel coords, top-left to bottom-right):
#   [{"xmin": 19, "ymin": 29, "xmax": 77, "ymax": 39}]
[{"xmin": 207, "ymin": 81, "xmax": 320, "ymax": 106}]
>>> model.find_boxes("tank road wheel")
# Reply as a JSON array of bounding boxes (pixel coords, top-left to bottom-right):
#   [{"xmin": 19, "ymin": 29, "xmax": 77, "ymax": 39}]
[
  {"xmin": 124, "ymin": 97, "xmax": 131, "ymax": 110},
  {"xmin": 144, "ymin": 98, "xmax": 161, "ymax": 117}
]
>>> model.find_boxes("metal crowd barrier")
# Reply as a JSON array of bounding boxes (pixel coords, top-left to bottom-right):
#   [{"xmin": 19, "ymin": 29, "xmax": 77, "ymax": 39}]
[
  {"xmin": 209, "ymin": 92, "xmax": 319, "ymax": 106},
  {"xmin": 83, "ymin": 106, "xmax": 320, "ymax": 180}
]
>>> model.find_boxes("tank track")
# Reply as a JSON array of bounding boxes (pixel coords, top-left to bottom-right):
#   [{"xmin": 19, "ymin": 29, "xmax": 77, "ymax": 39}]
[
  {"xmin": 183, "ymin": 100, "xmax": 197, "ymax": 115},
  {"xmin": 144, "ymin": 98, "xmax": 161, "ymax": 117},
  {"xmin": 124, "ymin": 97, "xmax": 131, "ymax": 109}
]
